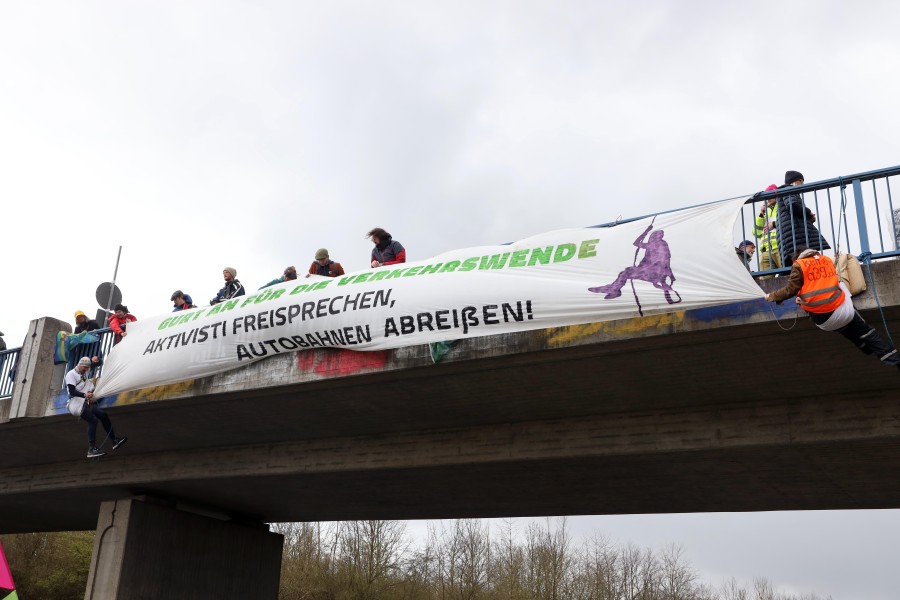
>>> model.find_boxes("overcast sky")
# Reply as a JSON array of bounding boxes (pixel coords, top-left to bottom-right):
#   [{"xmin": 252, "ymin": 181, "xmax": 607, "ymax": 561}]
[{"xmin": 2, "ymin": 1, "xmax": 899, "ymax": 597}]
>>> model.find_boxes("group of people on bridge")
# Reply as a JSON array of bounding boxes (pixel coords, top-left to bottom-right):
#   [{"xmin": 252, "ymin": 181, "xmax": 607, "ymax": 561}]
[
  {"xmin": 64, "ymin": 228, "xmax": 407, "ymax": 458},
  {"xmin": 734, "ymin": 170, "xmax": 830, "ymax": 273},
  {"xmin": 744, "ymin": 171, "xmax": 898, "ymax": 373},
  {"xmin": 15, "ymin": 184, "xmax": 900, "ymax": 462}
]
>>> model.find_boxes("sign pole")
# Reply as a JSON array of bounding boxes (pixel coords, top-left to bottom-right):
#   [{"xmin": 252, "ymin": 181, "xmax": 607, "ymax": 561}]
[{"xmin": 105, "ymin": 246, "xmax": 123, "ymax": 315}]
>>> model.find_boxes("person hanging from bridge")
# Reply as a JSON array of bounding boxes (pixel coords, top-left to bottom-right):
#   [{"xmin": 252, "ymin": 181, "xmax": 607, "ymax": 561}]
[
  {"xmin": 65, "ymin": 355, "xmax": 127, "ymax": 458},
  {"xmin": 765, "ymin": 246, "xmax": 899, "ymax": 371},
  {"xmin": 588, "ymin": 222, "xmax": 681, "ymax": 313}
]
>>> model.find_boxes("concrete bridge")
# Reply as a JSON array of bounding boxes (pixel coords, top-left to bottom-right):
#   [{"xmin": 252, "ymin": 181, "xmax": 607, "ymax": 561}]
[{"xmin": 1, "ymin": 260, "xmax": 899, "ymax": 597}]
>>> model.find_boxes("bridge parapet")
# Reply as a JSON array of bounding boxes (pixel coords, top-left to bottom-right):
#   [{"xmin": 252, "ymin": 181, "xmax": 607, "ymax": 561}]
[{"xmin": 2, "ymin": 258, "xmax": 895, "ymax": 428}]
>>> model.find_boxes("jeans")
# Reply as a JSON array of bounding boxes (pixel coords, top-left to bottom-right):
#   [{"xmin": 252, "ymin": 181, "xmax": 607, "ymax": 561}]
[{"xmin": 81, "ymin": 403, "xmax": 115, "ymax": 446}]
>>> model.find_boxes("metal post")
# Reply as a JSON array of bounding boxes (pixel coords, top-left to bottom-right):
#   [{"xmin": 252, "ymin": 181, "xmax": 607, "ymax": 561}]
[
  {"xmin": 105, "ymin": 246, "xmax": 123, "ymax": 315},
  {"xmin": 852, "ymin": 179, "xmax": 871, "ymax": 255}
]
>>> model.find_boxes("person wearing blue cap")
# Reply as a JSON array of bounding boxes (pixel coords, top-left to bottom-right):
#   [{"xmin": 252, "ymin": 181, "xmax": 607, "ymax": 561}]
[
  {"xmin": 171, "ymin": 290, "xmax": 196, "ymax": 312},
  {"xmin": 735, "ymin": 240, "xmax": 756, "ymax": 271}
]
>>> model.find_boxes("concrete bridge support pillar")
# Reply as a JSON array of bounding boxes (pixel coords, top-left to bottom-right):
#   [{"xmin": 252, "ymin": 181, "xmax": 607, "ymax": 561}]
[
  {"xmin": 84, "ymin": 497, "xmax": 283, "ymax": 599},
  {"xmin": 7, "ymin": 316, "xmax": 71, "ymax": 421}
]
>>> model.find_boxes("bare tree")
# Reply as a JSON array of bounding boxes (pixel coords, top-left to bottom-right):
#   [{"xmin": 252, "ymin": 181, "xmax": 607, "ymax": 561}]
[
  {"xmin": 433, "ymin": 520, "xmax": 491, "ymax": 600},
  {"xmin": 720, "ymin": 577, "xmax": 751, "ymax": 600},
  {"xmin": 753, "ymin": 577, "xmax": 776, "ymax": 600},
  {"xmin": 659, "ymin": 544, "xmax": 696, "ymax": 600},
  {"xmin": 523, "ymin": 518, "xmax": 573, "ymax": 600},
  {"xmin": 334, "ymin": 520, "xmax": 408, "ymax": 599},
  {"xmin": 491, "ymin": 518, "xmax": 527, "ymax": 600},
  {"xmin": 273, "ymin": 522, "xmax": 325, "ymax": 599}
]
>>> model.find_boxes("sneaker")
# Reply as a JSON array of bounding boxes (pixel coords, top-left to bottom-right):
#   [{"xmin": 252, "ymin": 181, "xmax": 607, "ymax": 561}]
[
  {"xmin": 87, "ymin": 447, "xmax": 105, "ymax": 458},
  {"xmin": 112, "ymin": 436, "xmax": 128, "ymax": 450}
]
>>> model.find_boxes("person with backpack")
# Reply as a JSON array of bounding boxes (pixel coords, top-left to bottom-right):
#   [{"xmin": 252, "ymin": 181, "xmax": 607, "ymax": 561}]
[
  {"xmin": 308, "ymin": 248, "xmax": 345, "ymax": 277},
  {"xmin": 368, "ymin": 227, "xmax": 406, "ymax": 268},
  {"xmin": 765, "ymin": 246, "xmax": 899, "ymax": 371}
]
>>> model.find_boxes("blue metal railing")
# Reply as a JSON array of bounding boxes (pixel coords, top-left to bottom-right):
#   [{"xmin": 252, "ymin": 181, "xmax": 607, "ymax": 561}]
[
  {"xmin": 60, "ymin": 328, "xmax": 117, "ymax": 390},
  {"xmin": 736, "ymin": 166, "xmax": 900, "ymax": 277},
  {"xmin": 0, "ymin": 347, "xmax": 21, "ymax": 400},
  {"xmin": 0, "ymin": 328, "xmax": 117, "ymax": 401},
  {"xmin": 3, "ymin": 166, "xmax": 899, "ymax": 403},
  {"xmin": 590, "ymin": 165, "xmax": 899, "ymax": 278}
]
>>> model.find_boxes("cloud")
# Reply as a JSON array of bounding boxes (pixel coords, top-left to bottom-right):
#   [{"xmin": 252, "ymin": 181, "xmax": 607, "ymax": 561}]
[{"xmin": 1, "ymin": 4, "xmax": 899, "ymax": 596}]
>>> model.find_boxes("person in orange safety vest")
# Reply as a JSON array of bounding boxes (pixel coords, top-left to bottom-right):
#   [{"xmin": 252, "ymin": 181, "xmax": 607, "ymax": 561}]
[{"xmin": 765, "ymin": 246, "xmax": 899, "ymax": 370}]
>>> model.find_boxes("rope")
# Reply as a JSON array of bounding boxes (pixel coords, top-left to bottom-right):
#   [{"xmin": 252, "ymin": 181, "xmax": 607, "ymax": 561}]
[
  {"xmin": 834, "ymin": 176, "xmax": 847, "ymax": 257},
  {"xmin": 767, "ymin": 300, "xmax": 801, "ymax": 331},
  {"xmin": 860, "ymin": 252, "xmax": 895, "ymax": 347}
]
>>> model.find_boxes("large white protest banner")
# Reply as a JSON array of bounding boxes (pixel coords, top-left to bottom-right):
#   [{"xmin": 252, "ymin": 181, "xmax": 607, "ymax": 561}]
[{"xmin": 94, "ymin": 198, "xmax": 763, "ymax": 396}]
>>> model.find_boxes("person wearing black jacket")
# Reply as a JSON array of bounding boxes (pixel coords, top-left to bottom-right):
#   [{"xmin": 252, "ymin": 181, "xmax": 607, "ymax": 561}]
[
  {"xmin": 211, "ymin": 267, "xmax": 245, "ymax": 305},
  {"xmin": 777, "ymin": 170, "xmax": 830, "ymax": 267},
  {"xmin": 74, "ymin": 310, "xmax": 100, "ymax": 333}
]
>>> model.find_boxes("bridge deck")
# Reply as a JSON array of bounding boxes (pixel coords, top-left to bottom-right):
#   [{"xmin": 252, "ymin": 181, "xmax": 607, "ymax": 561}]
[{"xmin": 1, "ymin": 262, "xmax": 898, "ymax": 533}]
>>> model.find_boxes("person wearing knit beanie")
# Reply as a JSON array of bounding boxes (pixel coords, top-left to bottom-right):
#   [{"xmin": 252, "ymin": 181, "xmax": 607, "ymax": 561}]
[
  {"xmin": 784, "ymin": 171, "xmax": 804, "ymax": 185},
  {"xmin": 211, "ymin": 267, "xmax": 245, "ymax": 305},
  {"xmin": 107, "ymin": 304, "xmax": 136, "ymax": 345},
  {"xmin": 776, "ymin": 170, "xmax": 830, "ymax": 267}
]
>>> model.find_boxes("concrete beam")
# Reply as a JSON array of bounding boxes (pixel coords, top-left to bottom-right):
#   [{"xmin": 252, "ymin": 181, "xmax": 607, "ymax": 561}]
[
  {"xmin": 2, "ymin": 388, "xmax": 899, "ymax": 531},
  {"xmin": 84, "ymin": 497, "xmax": 282, "ymax": 599},
  {"xmin": 8, "ymin": 317, "xmax": 70, "ymax": 421}
]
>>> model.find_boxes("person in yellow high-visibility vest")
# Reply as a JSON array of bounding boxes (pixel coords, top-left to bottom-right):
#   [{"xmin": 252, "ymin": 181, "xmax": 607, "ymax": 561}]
[
  {"xmin": 753, "ymin": 184, "xmax": 781, "ymax": 274},
  {"xmin": 765, "ymin": 246, "xmax": 899, "ymax": 370}
]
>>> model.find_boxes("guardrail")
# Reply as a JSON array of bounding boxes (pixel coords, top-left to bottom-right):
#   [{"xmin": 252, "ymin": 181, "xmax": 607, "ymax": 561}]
[
  {"xmin": 737, "ymin": 165, "xmax": 900, "ymax": 276},
  {"xmin": 61, "ymin": 328, "xmax": 117, "ymax": 389},
  {"xmin": 0, "ymin": 348, "xmax": 21, "ymax": 400},
  {"xmin": 591, "ymin": 165, "xmax": 900, "ymax": 278},
  {"xmin": 3, "ymin": 166, "xmax": 899, "ymax": 402}
]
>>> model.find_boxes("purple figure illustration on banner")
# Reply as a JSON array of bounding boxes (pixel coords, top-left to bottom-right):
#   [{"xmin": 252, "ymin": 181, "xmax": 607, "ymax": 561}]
[{"xmin": 589, "ymin": 218, "xmax": 681, "ymax": 316}]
